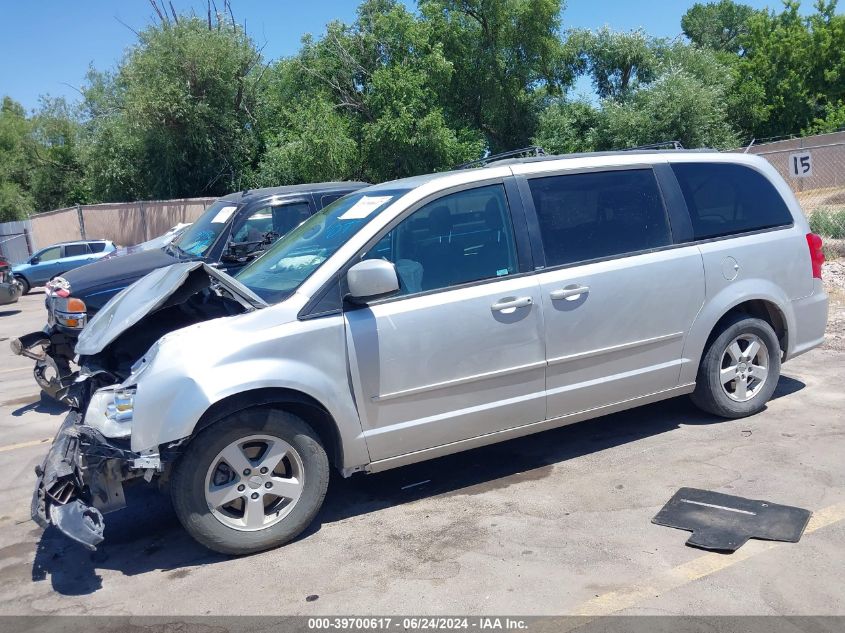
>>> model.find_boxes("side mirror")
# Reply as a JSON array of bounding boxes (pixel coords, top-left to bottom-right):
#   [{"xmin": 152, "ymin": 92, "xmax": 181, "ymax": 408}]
[
  {"xmin": 29, "ymin": 257, "xmax": 39, "ymax": 265},
  {"xmin": 346, "ymin": 259, "xmax": 399, "ymax": 304}
]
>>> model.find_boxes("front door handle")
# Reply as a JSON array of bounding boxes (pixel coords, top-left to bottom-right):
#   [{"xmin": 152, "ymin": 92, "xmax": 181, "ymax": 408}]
[
  {"xmin": 491, "ymin": 296, "xmax": 533, "ymax": 312},
  {"xmin": 550, "ymin": 285, "xmax": 590, "ymax": 301}
]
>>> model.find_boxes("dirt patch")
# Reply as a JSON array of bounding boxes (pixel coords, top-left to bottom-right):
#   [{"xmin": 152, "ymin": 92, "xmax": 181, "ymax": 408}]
[{"xmin": 441, "ymin": 464, "xmax": 554, "ymax": 498}]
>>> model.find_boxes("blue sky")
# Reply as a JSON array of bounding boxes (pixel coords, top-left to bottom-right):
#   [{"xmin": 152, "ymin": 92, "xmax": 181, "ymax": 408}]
[{"xmin": 0, "ymin": 0, "xmax": 827, "ymax": 112}]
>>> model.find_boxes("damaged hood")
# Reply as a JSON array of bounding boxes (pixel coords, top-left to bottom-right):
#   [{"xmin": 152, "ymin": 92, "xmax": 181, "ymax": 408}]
[
  {"xmin": 76, "ymin": 262, "xmax": 266, "ymax": 357},
  {"xmin": 64, "ymin": 247, "xmax": 180, "ymax": 295}
]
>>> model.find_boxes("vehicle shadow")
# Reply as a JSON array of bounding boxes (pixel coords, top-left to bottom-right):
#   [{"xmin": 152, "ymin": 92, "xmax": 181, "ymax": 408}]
[
  {"xmin": 30, "ymin": 375, "xmax": 805, "ymax": 596},
  {"xmin": 0, "ymin": 310, "xmax": 22, "ymax": 317},
  {"xmin": 10, "ymin": 392, "xmax": 68, "ymax": 417}
]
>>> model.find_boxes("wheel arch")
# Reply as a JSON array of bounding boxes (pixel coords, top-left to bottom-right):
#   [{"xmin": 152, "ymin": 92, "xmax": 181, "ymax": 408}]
[
  {"xmin": 13, "ymin": 272, "xmax": 31, "ymax": 286},
  {"xmin": 190, "ymin": 387, "xmax": 345, "ymax": 471},
  {"xmin": 705, "ymin": 299, "xmax": 788, "ymax": 359},
  {"xmin": 681, "ymin": 281, "xmax": 794, "ymax": 386}
]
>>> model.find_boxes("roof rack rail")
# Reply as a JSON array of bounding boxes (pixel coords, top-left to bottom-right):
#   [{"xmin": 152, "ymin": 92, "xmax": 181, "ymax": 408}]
[
  {"xmin": 454, "ymin": 146, "xmax": 547, "ymax": 170},
  {"xmin": 620, "ymin": 141, "xmax": 685, "ymax": 151}
]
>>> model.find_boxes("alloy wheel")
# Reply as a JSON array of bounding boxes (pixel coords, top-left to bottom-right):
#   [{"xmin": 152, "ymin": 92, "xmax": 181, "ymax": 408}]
[
  {"xmin": 203, "ymin": 434, "xmax": 305, "ymax": 531},
  {"xmin": 719, "ymin": 334, "xmax": 769, "ymax": 403}
]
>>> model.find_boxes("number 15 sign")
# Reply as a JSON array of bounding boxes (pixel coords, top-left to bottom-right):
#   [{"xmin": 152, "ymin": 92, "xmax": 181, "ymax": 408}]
[{"xmin": 789, "ymin": 152, "xmax": 813, "ymax": 178}]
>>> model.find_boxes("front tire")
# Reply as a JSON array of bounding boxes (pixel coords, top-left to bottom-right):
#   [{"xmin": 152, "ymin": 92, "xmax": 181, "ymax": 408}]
[
  {"xmin": 171, "ymin": 408, "xmax": 330, "ymax": 555},
  {"xmin": 14, "ymin": 276, "xmax": 29, "ymax": 295},
  {"xmin": 691, "ymin": 315, "xmax": 781, "ymax": 418}
]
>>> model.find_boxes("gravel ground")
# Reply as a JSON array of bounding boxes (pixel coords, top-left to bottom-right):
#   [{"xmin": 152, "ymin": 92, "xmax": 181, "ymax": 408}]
[{"xmin": 823, "ymin": 258, "xmax": 845, "ymax": 351}]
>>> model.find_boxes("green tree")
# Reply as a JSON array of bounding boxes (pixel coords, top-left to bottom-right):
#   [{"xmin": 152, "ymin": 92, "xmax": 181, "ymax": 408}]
[
  {"xmin": 83, "ymin": 15, "xmax": 267, "ymax": 201},
  {"xmin": 570, "ymin": 27, "xmax": 662, "ymax": 101},
  {"xmin": 805, "ymin": 100, "xmax": 845, "ymax": 133},
  {"xmin": 533, "ymin": 32, "xmax": 744, "ymax": 153},
  {"xmin": 0, "ymin": 97, "xmax": 33, "ymax": 221},
  {"xmin": 681, "ymin": 0, "xmax": 759, "ymax": 53},
  {"xmin": 600, "ymin": 70, "xmax": 740, "ymax": 150},
  {"xmin": 277, "ymin": 0, "xmax": 483, "ymax": 182},
  {"xmin": 420, "ymin": 0, "xmax": 569, "ymax": 152},
  {"xmin": 726, "ymin": 0, "xmax": 845, "ymax": 139},
  {"xmin": 29, "ymin": 97, "xmax": 89, "ymax": 211},
  {"xmin": 659, "ymin": 41, "xmax": 768, "ymax": 138},
  {"xmin": 255, "ymin": 98, "xmax": 358, "ymax": 186},
  {"xmin": 532, "ymin": 100, "xmax": 602, "ymax": 153}
]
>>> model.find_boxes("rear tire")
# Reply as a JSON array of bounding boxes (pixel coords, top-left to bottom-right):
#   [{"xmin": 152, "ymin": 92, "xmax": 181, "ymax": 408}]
[
  {"xmin": 171, "ymin": 407, "xmax": 330, "ymax": 555},
  {"xmin": 691, "ymin": 315, "xmax": 781, "ymax": 418},
  {"xmin": 14, "ymin": 276, "xmax": 29, "ymax": 295}
]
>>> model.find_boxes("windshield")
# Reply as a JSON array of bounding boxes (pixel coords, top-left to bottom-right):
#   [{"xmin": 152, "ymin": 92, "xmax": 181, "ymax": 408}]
[
  {"xmin": 172, "ymin": 200, "xmax": 240, "ymax": 258},
  {"xmin": 236, "ymin": 189, "xmax": 407, "ymax": 303}
]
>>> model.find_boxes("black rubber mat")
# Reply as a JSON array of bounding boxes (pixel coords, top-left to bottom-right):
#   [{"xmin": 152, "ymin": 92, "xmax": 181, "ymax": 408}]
[{"xmin": 652, "ymin": 487, "xmax": 812, "ymax": 552}]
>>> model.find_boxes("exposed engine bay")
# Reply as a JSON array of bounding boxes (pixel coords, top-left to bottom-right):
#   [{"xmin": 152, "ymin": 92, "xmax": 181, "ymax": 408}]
[{"xmin": 31, "ymin": 262, "xmax": 264, "ymax": 549}]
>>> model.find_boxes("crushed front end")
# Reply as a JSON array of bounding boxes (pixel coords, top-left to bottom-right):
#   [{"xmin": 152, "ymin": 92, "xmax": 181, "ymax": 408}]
[
  {"xmin": 30, "ymin": 262, "xmax": 262, "ymax": 549},
  {"xmin": 32, "ymin": 413, "xmax": 140, "ymax": 549},
  {"xmin": 31, "ymin": 370, "xmax": 164, "ymax": 550}
]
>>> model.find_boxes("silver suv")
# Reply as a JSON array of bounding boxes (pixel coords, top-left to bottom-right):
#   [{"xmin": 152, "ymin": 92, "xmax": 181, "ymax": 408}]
[{"xmin": 32, "ymin": 151, "xmax": 828, "ymax": 554}]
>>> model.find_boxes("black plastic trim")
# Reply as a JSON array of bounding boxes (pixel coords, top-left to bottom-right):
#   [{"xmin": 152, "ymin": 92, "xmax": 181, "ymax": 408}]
[
  {"xmin": 514, "ymin": 175, "xmax": 547, "ymax": 270},
  {"xmin": 503, "ymin": 176, "xmax": 534, "ymax": 273},
  {"xmin": 654, "ymin": 163, "xmax": 695, "ymax": 244}
]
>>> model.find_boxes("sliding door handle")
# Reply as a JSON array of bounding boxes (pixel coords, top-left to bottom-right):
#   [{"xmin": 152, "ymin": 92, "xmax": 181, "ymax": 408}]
[
  {"xmin": 550, "ymin": 285, "xmax": 590, "ymax": 301},
  {"xmin": 491, "ymin": 296, "xmax": 533, "ymax": 312}
]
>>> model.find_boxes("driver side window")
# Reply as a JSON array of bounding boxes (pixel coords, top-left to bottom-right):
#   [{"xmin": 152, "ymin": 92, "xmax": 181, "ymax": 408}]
[
  {"xmin": 35, "ymin": 246, "xmax": 62, "ymax": 262},
  {"xmin": 232, "ymin": 207, "xmax": 274, "ymax": 243},
  {"xmin": 232, "ymin": 202, "xmax": 311, "ymax": 243},
  {"xmin": 363, "ymin": 184, "xmax": 518, "ymax": 296}
]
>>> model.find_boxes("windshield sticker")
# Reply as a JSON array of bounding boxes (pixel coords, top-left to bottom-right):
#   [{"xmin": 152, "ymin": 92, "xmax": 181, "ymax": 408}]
[
  {"xmin": 210, "ymin": 205, "xmax": 238, "ymax": 224},
  {"xmin": 277, "ymin": 254, "xmax": 325, "ymax": 271},
  {"xmin": 338, "ymin": 196, "xmax": 392, "ymax": 220}
]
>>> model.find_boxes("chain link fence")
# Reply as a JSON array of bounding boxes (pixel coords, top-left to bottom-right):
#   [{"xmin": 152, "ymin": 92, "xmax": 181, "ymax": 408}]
[
  {"xmin": 0, "ymin": 220, "xmax": 33, "ymax": 264},
  {"xmin": 742, "ymin": 131, "xmax": 845, "ymax": 257}
]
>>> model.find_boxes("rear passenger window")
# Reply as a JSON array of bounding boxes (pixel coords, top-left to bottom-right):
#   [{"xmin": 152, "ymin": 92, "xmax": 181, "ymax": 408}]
[
  {"xmin": 672, "ymin": 163, "xmax": 793, "ymax": 240},
  {"xmin": 528, "ymin": 169, "xmax": 671, "ymax": 267},
  {"xmin": 88, "ymin": 242, "xmax": 106, "ymax": 253},
  {"xmin": 363, "ymin": 184, "xmax": 518, "ymax": 295},
  {"xmin": 64, "ymin": 243, "xmax": 89, "ymax": 257}
]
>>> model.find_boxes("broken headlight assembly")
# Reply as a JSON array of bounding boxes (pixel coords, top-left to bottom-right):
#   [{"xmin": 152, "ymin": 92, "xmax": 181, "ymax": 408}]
[
  {"xmin": 85, "ymin": 387, "xmax": 136, "ymax": 439},
  {"xmin": 78, "ymin": 343, "xmax": 159, "ymax": 439}
]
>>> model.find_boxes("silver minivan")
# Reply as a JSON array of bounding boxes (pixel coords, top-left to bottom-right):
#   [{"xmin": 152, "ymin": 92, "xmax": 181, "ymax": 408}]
[{"xmin": 31, "ymin": 151, "xmax": 829, "ymax": 554}]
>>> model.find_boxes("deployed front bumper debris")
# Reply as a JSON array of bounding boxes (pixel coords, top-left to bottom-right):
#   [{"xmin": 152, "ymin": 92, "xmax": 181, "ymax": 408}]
[
  {"xmin": 31, "ymin": 411, "xmax": 138, "ymax": 550},
  {"xmin": 10, "ymin": 330, "xmax": 77, "ymax": 402}
]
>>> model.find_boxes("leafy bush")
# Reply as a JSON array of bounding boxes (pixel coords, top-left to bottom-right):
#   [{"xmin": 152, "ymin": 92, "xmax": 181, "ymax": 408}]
[{"xmin": 809, "ymin": 207, "xmax": 845, "ymax": 239}]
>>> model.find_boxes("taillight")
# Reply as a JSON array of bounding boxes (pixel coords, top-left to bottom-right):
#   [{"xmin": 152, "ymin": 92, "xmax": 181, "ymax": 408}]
[{"xmin": 806, "ymin": 233, "xmax": 824, "ymax": 279}]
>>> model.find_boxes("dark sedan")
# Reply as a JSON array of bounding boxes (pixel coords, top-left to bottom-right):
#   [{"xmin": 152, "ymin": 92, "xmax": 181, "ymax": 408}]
[{"xmin": 10, "ymin": 181, "xmax": 368, "ymax": 398}]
